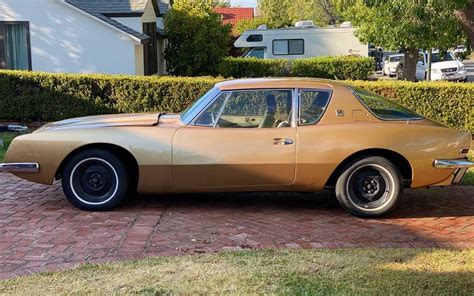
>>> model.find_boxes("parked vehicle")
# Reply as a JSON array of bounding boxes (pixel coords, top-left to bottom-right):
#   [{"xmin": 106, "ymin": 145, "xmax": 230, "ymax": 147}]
[
  {"xmin": 396, "ymin": 51, "xmax": 467, "ymax": 82},
  {"xmin": 382, "ymin": 54, "xmax": 403, "ymax": 77},
  {"xmin": 452, "ymin": 45, "xmax": 467, "ymax": 55},
  {"xmin": 235, "ymin": 21, "xmax": 369, "ymax": 59},
  {"xmin": 1, "ymin": 78, "xmax": 472, "ymax": 217}
]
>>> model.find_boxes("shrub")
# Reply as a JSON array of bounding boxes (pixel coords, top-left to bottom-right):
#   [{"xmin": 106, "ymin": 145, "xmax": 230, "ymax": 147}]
[
  {"xmin": 0, "ymin": 70, "xmax": 472, "ymax": 132},
  {"xmin": 164, "ymin": 0, "xmax": 232, "ymax": 76},
  {"xmin": 0, "ymin": 71, "xmax": 219, "ymax": 122},
  {"xmin": 218, "ymin": 56, "xmax": 374, "ymax": 80}
]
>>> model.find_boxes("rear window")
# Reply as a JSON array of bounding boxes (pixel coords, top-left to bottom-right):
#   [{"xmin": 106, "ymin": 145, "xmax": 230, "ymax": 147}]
[
  {"xmin": 352, "ymin": 87, "xmax": 423, "ymax": 120},
  {"xmin": 389, "ymin": 56, "xmax": 402, "ymax": 62}
]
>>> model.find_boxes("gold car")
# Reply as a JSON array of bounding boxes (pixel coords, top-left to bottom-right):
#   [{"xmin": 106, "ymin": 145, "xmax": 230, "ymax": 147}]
[{"xmin": 1, "ymin": 78, "xmax": 473, "ymax": 217}]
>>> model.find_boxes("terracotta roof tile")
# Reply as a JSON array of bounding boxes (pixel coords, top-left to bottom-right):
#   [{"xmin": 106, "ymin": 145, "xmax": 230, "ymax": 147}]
[{"xmin": 213, "ymin": 7, "xmax": 254, "ymax": 27}]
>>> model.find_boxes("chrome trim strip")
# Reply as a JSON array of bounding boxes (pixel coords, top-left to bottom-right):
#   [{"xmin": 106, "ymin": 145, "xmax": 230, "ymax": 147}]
[
  {"xmin": 291, "ymin": 88, "xmax": 298, "ymax": 127},
  {"xmin": 453, "ymin": 168, "xmax": 468, "ymax": 184},
  {"xmin": 0, "ymin": 163, "xmax": 39, "ymax": 173},
  {"xmin": 434, "ymin": 159, "xmax": 474, "ymax": 169},
  {"xmin": 181, "ymin": 87, "xmax": 222, "ymax": 125}
]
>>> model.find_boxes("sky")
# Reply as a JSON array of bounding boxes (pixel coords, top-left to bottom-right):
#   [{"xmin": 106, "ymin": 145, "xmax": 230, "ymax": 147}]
[{"xmin": 230, "ymin": 0, "xmax": 257, "ymax": 8}]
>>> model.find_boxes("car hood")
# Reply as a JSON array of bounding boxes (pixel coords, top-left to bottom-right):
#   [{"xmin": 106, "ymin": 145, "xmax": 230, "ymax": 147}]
[
  {"xmin": 431, "ymin": 60, "xmax": 462, "ymax": 69},
  {"xmin": 37, "ymin": 113, "xmax": 181, "ymax": 132}
]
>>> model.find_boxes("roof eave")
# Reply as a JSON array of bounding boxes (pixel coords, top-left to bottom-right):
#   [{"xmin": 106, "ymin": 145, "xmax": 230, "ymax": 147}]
[{"xmin": 57, "ymin": 0, "xmax": 145, "ymax": 44}]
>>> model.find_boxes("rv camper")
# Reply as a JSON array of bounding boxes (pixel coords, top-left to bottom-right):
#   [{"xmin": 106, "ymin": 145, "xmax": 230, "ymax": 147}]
[{"xmin": 234, "ymin": 21, "xmax": 368, "ymax": 59}]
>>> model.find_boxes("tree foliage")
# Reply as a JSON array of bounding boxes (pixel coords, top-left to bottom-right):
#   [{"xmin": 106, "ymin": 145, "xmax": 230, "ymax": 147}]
[
  {"xmin": 234, "ymin": 17, "xmax": 270, "ymax": 35},
  {"xmin": 257, "ymin": 0, "xmax": 345, "ymax": 28},
  {"xmin": 164, "ymin": 0, "xmax": 232, "ymax": 76},
  {"xmin": 341, "ymin": 0, "xmax": 469, "ymax": 81}
]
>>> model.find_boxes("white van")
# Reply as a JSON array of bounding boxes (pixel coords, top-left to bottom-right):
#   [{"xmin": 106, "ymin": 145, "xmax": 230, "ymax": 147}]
[
  {"xmin": 234, "ymin": 21, "xmax": 369, "ymax": 59},
  {"xmin": 415, "ymin": 51, "xmax": 467, "ymax": 82}
]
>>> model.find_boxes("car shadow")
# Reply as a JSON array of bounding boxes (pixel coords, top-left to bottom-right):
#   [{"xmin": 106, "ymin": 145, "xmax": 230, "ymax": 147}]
[{"xmin": 131, "ymin": 186, "xmax": 474, "ymax": 219}]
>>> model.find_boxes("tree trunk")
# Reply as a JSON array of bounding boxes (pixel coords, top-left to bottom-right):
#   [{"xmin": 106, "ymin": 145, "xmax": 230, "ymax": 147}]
[
  {"xmin": 454, "ymin": 1, "xmax": 474, "ymax": 49},
  {"xmin": 402, "ymin": 47, "xmax": 418, "ymax": 82}
]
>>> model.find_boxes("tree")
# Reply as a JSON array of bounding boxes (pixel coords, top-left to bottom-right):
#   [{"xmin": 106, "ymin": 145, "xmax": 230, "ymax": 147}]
[
  {"xmin": 258, "ymin": 0, "xmax": 345, "ymax": 27},
  {"xmin": 164, "ymin": 0, "xmax": 232, "ymax": 76},
  {"xmin": 234, "ymin": 17, "xmax": 270, "ymax": 36},
  {"xmin": 343, "ymin": 0, "xmax": 467, "ymax": 81},
  {"xmin": 212, "ymin": 0, "xmax": 230, "ymax": 7},
  {"xmin": 258, "ymin": 0, "xmax": 293, "ymax": 28},
  {"xmin": 454, "ymin": 0, "xmax": 474, "ymax": 49}
]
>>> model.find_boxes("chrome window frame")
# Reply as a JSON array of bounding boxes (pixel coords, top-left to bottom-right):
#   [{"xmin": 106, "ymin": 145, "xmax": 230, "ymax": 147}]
[
  {"xmin": 296, "ymin": 88, "xmax": 333, "ymax": 126},
  {"xmin": 187, "ymin": 88, "xmax": 298, "ymax": 128},
  {"xmin": 180, "ymin": 87, "xmax": 222, "ymax": 125},
  {"xmin": 349, "ymin": 86, "xmax": 423, "ymax": 122}
]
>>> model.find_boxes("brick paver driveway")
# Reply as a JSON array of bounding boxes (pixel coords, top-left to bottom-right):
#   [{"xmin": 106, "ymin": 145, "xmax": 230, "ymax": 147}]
[{"xmin": 0, "ymin": 172, "xmax": 473, "ymax": 279}]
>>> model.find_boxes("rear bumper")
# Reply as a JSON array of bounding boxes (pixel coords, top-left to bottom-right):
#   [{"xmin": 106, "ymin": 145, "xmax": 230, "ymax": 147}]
[
  {"xmin": 434, "ymin": 159, "xmax": 473, "ymax": 185},
  {"xmin": 0, "ymin": 163, "xmax": 39, "ymax": 173},
  {"xmin": 434, "ymin": 159, "xmax": 474, "ymax": 169}
]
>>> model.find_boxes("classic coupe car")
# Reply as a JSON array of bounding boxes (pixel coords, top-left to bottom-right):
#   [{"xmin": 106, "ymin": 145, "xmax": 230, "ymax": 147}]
[{"xmin": 1, "ymin": 78, "xmax": 473, "ymax": 217}]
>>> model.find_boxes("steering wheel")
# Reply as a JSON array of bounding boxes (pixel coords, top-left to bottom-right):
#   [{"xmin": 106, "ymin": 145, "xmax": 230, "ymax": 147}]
[{"xmin": 277, "ymin": 120, "xmax": 290, "ymax": 128}]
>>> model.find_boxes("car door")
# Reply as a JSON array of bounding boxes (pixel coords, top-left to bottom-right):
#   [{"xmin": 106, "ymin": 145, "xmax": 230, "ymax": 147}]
[
  {"xmin": 172, "ymin": 89, "xmax": 296, "ymax": 189},
  {"xmin": 416, "ymin": 53, "xmax": 426, "ymax": 80}
]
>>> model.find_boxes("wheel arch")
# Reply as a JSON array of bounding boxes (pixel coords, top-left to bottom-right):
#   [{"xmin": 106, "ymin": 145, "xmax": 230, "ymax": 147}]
[
  {"xmin": 55, "ymin": 143, "xmax": 139, "ymax": 190},
  {"xmin": 325, "ymin": 148, "xmax": 413, "ymax": 188}
]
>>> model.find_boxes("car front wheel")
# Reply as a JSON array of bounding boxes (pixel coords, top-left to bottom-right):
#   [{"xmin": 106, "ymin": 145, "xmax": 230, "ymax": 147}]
[
  {"xmin": 61, "ymin": 149, "xmax": 129, "ymax": 211},
  {"xmin": 335, "ymin": 156, "xmax": 402, "ymax": 217}
]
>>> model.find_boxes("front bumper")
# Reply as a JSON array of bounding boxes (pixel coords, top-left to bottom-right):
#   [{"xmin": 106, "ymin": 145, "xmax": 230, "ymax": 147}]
[
  {"xmin": 434, "ymin": 159, "xmax": 474, "ymax": 184},
  {"xmin": 0, "ymin": 163, "xmax": 39, "ymax": 173},
  {"xmin": 432, "ymin": 71, "xmax": 467, "ymax": 81}
]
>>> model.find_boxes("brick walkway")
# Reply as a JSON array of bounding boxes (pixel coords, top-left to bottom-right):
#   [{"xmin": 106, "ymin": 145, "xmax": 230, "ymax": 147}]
[{"xmin": 0, "ymin": 172, "xmax": 473, "ymax": 279}]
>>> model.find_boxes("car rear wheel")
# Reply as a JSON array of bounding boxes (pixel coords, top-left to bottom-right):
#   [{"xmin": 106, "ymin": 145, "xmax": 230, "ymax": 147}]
[
  {"xmin": 62, "ymin": 149, "xmax": 129, "ymax": 211},
  {"xmin": 335, "ymin": 157, "xmax": 402, "ymax": 217}
]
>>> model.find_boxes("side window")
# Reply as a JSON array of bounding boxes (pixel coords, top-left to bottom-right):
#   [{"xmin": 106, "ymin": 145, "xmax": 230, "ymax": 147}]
[
  {"xmin": 299, "ymin": 90, "xmax": 331, "ymax": 125},
  {"xmin": 272, "ymin": 39, "xmax": 304, "ymax": 55},
  {"xmin": 247, "ymin": 48, "xmax": 264, "ymax": 59},
  {"xmin": 288, "ymin": 39, "xmax": 304, "ymax": 55},
  {"xmin": 194, "ymin": 93, "xmax": 227, "ymax": 126},
  {"xmin": 418, "ymin": 53, "xmax": 425, "ymax": 65},
  {"xmin": 246, "ymin": 34, "xmax": 263, "ymax": 42},
  {"xmin": 196, "ymin": 89, "xmax": 292, "ymax": 128}
]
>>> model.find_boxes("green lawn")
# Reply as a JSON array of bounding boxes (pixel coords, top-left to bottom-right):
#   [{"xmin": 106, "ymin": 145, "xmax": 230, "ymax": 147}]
[{"xmin": 0, "ymin": 249, "xmax": 472, "ymax": 295}]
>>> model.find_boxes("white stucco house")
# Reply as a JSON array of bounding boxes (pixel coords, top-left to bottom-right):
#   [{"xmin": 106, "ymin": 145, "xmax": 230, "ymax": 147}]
[{"xmin": 0, "ymin": 0, "xmax": 170, "ymax": 75}]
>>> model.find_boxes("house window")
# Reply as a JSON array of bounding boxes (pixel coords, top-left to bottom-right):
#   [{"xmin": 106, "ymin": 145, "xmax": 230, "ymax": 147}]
[
  {"xmin": 0, "ymin": 22, "xmax": 32, "ymax": 70},
  {"xmin": 272, "ymin": 39, "xmax": 304, "ymax": 55},
  {"xmin": 246, "ymin": 34, "xmax": 263, "ymax": 42}
]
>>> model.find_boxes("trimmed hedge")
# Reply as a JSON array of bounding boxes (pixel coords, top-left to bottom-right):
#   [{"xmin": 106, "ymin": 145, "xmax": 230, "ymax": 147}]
[
  {"xmin": 0, "ymin": 70, "xmax": 472, "ymax": 132},
  {"xmin": 0, "ymin": 71, "xmax": 220, "ymax": 123},
  {"xmin": 218, "ymin": 56, "xmax": 375, "ymax": 80}
]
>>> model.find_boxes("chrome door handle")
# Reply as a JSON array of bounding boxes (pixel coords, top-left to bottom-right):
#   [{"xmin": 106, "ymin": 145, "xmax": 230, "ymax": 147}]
[{"xmin": 273, "ymin": 138, "xmax": 294, "ymax": 145}]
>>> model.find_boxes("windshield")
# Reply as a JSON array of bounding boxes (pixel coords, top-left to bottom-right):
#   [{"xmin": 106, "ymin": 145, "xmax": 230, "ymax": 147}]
[
  {"xmin": 431, "ymin": 52, "xmax": 455, "ymax": 63},
  {"xmin": 180, "ymin": 87, "xmax": 221, "ymax": 123},
  {"xmin": 352, "ymin": 87, "xmax": 423, "ymax": 120},
  {"xmin": 246, "ymin": 48, "xmax": 264, "ymax": 59},
  {"xmin": 389, "ymin": 56, "xmax": 402, "ymax": 62}
]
